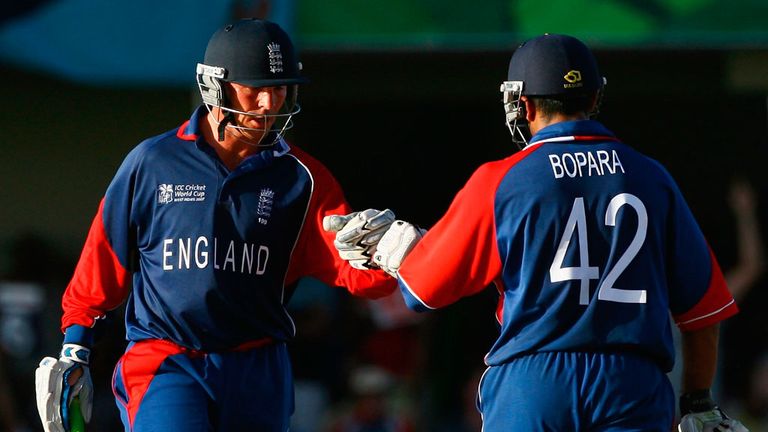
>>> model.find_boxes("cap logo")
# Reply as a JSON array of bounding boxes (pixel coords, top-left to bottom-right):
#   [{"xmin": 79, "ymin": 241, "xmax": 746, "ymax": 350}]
[
  {"xmin": 267, "ymin": 42, "xmax": 283, "ymax": 74},
  {"xmin": 563, "ymin": 70, "xmax": 583, "ymax": 89}
]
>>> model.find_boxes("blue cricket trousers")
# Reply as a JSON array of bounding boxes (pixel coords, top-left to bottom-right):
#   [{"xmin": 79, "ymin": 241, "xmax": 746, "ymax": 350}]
[
  {"xmin": 478, "ymin": 351, "xmax": 675, "ymax": 431},
  {"xmin": 112, "ymin": 339, "xmax": 293, "ymax": 431}
]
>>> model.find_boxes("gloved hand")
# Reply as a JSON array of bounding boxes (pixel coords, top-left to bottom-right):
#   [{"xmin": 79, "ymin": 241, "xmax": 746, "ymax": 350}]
[
  {"xmin": 678, "ymin": 390, "xmax": 748, "ymax": 432},
  {"xmin": 35, "ymin": 344, "xmax": 93, "ymax": 432},
  {"xmin": 372, "ymin": 220, "xmax": 426, "ymax": 278},
  {"xmin": 678, "ymin": 409, "xmax": 749, "ymax": 432},
  {"xmin": 323, "ymin": 208, "xmax": 396, "ymax": 269}
]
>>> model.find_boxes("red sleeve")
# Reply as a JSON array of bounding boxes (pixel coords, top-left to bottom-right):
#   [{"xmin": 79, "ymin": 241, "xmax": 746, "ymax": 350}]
[
  {"xmin": 397, "ymin": 160, "xmax": 513, "ymax": 309},
  {"xmin": 285, "ymin": 145, "xmax": 396, "ymax": 299},
  {"xmin": 61, "ymin": 199, "xmax": 132, "ymax": 332},
  {"xmin": 673, "ymin": 247, "xmax": 739, "ymax": 332}
]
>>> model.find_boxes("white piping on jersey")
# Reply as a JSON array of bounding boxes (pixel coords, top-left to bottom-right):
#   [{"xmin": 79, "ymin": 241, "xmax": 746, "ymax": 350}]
[
  {"xmin": 527, "ymin": 135, "xmax": 577, "ymax": 147},
  {"xmin": 677, "ymin": 299, "xmax": 735, "ymax": 326},
  {"xmin": 477, "ymin": 366, "xmax": 491, "ymax": 432},
  {"xmin": 398, "ymin": 273, "xmax": 437, "ymax": 310},
  {"xmin": 279, "ymin": 151, "xmax": 312, "ymax": 337}
]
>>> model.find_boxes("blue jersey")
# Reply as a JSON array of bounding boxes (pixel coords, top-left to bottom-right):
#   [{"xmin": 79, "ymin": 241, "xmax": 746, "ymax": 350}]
[
  {"xmin": 397, "ymin": 120, "xmax": 737, "ymax": 371},
  {"xmin": 61, "ymin": 106, "xmax": 395, "ymax": 350}
]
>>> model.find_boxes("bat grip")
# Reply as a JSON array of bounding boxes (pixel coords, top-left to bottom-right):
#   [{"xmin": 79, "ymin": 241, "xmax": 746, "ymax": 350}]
[{"xmin": 69, "ymin": 396, "xmax": 85, "ymax": 432}]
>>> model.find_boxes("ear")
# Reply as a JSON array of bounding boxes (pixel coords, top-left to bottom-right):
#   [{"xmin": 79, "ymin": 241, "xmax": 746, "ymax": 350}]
[{"xmin": 521, "ymin": 96, "xmax": 536, "ymax": 123}]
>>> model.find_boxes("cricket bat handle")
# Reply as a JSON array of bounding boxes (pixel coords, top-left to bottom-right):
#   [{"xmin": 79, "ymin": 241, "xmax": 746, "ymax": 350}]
[{"xmin": 69, "ymin": 396, "xmax": 85, "ymax": 432}]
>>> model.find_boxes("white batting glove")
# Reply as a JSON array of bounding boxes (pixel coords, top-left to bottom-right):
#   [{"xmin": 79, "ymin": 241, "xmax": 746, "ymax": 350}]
[
  {"xmin": 323, "ymin": 209, "xmax": 396, "ymax": 270},
  {"xmin": 678, "ymin": 409, "xmax": 748, "ymax": 432},
  {"xmin": 35, "ymin": 344, "xmax": 93, "ymax": 432},
  {"xmin": 372, "ymin": 220, "xmax": 427, "ymax": 278},
  {"xmin": 678, "ymin": 390, "xmax": 748, "ymax": 432}
]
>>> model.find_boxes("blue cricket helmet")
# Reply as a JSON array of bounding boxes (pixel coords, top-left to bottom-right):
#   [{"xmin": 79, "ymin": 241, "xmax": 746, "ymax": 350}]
[
  {"xmin": 203, "ymin": 18, "xmax": 308, "ymax": 87},
  {"xmin": 507, "ymin": 33, "xmax": 602, "ymax": 97}
]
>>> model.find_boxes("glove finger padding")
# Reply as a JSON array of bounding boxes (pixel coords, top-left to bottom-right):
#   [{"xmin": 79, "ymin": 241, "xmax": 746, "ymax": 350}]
[
  {"xmin": 35, "ymin": 357, "xmax": 66, "ymax": 432},
  {"xmin": 373, "ymin": 220, "xmax": 426, "ymax": 278},
  {"xmin": 678, "ymin": 409, "xmax": 749, "ymax": 432},
  {"xmin": 325, "ymin": 209, "xmax": 396, "ymax": 269},
  {"xmin": 323, "ymin": 212, "xmax": 358, "ymax": 233},
  {"xmin": 345, "ymin": 258, "xmax": 373, "ymax": 270},
  {"xmin": 337, "ymin": 249, "xmax": 373, "ymax": 270},
  {"xmin": 715, "ymin": 420, "xmax": 749, "ymax": 432},
  {"xmin": 333, "ymin": 209, "xmax": 395, "ymax": 244}
]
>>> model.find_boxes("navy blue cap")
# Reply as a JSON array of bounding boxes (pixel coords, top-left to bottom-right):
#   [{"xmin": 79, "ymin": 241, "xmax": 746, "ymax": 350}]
[
  {"xmin": 203, "ymin": 18, "xmax": 308, "ymax": 87},
  {"xmin": 507, "ymin": 34, "xmax": 602, "ymax": 96}
]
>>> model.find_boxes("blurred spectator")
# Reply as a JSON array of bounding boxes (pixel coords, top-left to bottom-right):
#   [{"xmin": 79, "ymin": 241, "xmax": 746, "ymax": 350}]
[
  {"xmin": 357, "ymin": 290, "xmax": 425, "ymax": 381},
  {"xmin": 232, "ymin": 0, "xmax": 271, "ymax": 20},
  {"xmin": 288, "ymin": 277, "xmax": 345, "ymax": 432},
  {"xmin": 727, "ymin": 351, "xmax": 768, "ymax": 430},
  {"xmin": 0, "ymin": 281, "xmax": 45, "ymax": 431},
  {"xmin": 0, "ymin": 232, "xmax": 71, "ymax": 431},
  {"xmin": 723, "ymin": 177, "xmax": 765, "ymax": 301},
  {"xmin": 230, "ymin": 0, "xmax": 296, "ymax": 35},
  {"xmin": 418, "ymin": 289, "xmax": 498, "ymax": 431},
  {"xmin": 0, "ymin": 348, "xmax": 24, "ymax": 432},
  {"xmin": 328, "ymin": 364, "xmax": 416, "ymax": 432},
  {"xmin": 0, "ymin": 232, "xmax": 125, "ymax": 431},
  {"xmin": 667, "ymin": 177, "xmax": 766, "ymax": 423},
  {"xmin": 457, "ymin": 366, "xmax": 484, "ymax": 432},
  {"xmin": 288, "ymin": 279, "xmax": 424, "ymax": 432},
  {"xmin": 717, "ymin": 177, "xmax": 767, "ymax": 410}
]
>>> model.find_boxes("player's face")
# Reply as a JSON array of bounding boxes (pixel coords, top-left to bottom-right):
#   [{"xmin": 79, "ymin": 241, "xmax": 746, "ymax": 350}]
[{"xmin": 229, "ymin": 83, "xmax": 287, "ymax": 133}]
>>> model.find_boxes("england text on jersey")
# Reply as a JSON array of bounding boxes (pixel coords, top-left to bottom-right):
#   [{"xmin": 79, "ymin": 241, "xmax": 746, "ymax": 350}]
[
  {"xmin": 162, "ymin": 236, "xmax": 269, "ymax": 275},
  {"xmin": 548, "ymin": 149, "xmax": 625, "ymax": 179}
]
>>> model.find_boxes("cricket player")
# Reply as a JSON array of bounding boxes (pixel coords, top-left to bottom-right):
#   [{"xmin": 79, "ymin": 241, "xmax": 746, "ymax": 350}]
[
  {"xmin": 34, "ymin": 18, "xmax": 397, "ymax": 432},
  {"xmin": 328, "ymin": 34, "xmax": 748, "ymax": 431}
]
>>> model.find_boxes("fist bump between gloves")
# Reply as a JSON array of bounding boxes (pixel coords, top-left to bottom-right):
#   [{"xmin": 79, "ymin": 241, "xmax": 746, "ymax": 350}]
[
  {"xmin": 372, "ymin": 220, "xmax": 426, "ymax": 277},
  {"xmin": 323, "ymin": 209, "xmax": 425, "ymax": 277},
  {"xmin": 323, "ymin": 209, "xmax": 396, "ymax": 269}
]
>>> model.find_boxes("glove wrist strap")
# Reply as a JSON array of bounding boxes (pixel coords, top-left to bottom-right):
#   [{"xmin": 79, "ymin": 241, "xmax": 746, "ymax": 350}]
[
  {"xmin": 61, "ymin": 343, "xmax": 91, "ymax": 365},
  {"xmin": 679, "ymin": 388, "xmax": 717, "ymax": 415}
]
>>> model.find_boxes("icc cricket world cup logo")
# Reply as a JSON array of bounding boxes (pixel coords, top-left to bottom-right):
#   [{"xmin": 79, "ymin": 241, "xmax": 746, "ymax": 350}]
[{"xmin": 158, "ymin": 184, "xmax": 174, "ymax": 204}]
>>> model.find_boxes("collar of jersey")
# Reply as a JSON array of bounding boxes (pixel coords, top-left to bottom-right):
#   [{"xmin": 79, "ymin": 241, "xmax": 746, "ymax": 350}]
[
  {"xmin": 177, "ymin": 105, "xmax": 291, "ymax": 156},
  {"xmin": 527, "ymin": 119, "xmax": 618, "ymax": 147}
]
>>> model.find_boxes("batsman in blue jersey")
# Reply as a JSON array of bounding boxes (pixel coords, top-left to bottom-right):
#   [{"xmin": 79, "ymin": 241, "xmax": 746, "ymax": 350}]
[
  {"xmin": 34, "ymin": 19, "xmax": 398, "ymax": 432},
  {"xmin": 328, "ymin": 34, "xmax": 748, "ymax": 431}
]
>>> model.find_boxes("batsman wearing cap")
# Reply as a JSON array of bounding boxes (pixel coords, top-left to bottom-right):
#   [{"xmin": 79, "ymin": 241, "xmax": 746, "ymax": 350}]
[
  {"xmin": 34, "ymin": 18, "xmax": 398, "ymax": 432},
  {"xmin": 328, "ymin": 34, "xmax": 747, "ymax": 431}
]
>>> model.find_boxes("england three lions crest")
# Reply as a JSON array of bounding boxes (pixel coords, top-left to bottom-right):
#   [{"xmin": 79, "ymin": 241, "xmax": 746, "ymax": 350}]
[
  {"xmin": 267, "ymin": 42, "xmax": 283, "ymax": 74},
  {"xmin": 257, "ymin": 188, "xmax": 275, "ymax": 225}
]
